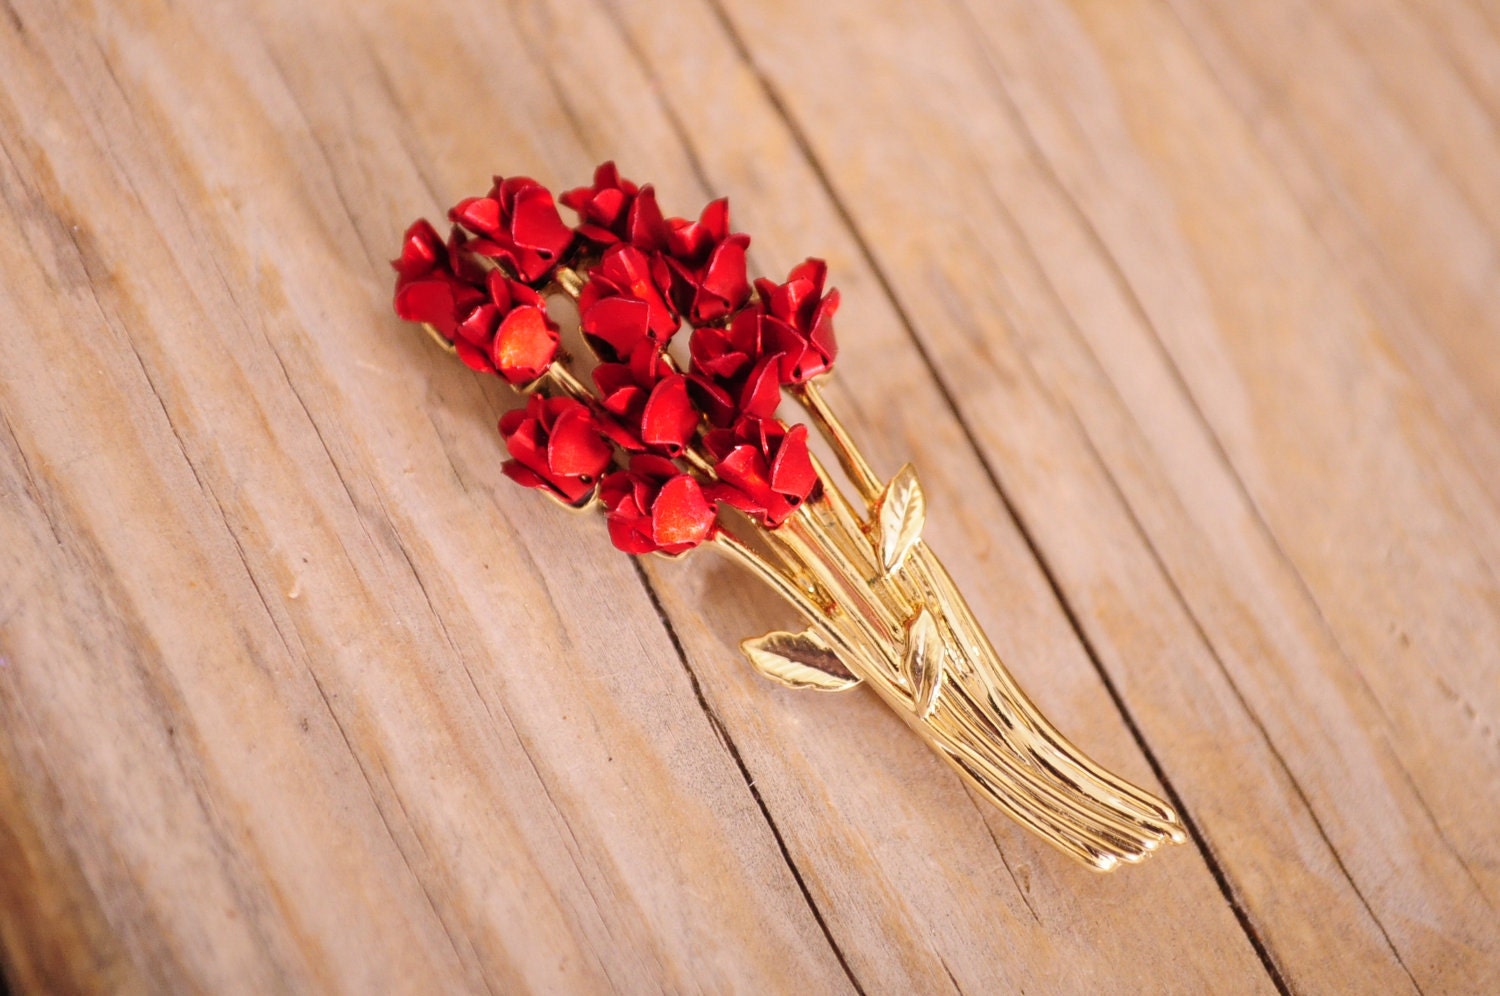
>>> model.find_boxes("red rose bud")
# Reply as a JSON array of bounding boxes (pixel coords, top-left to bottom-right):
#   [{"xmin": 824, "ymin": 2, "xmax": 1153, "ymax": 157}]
[
  {"xmin": 592, "ymin": 344, "xmax": 701, "ymax": 457},
  {"xmin": 393, "ymin": 218, "xmax": 448, "ymax": 282},
  {"xmin": 754, "ymin": 258, "xmax": 839, "ymax": 384},
  {"xmin": 447, "ymin": 270, "xmax": 561, "ymax": 383},
  {"xmin": 500, "ymin": 395, "xmax": 616, "ymax": 506},
  {"xmin": 688, "ymin": 311, "xmax": 759, "ymax": 381},
  {"xmin": 578, "ymin": 243, "xmax": 680, "ymax": 357},
  {"xmin": 600, "ymin": 455, "xmax": 718, "ymax": 555},
  {"xmin": 392, "ymin": 220, "xmax": 487, "ymax": 343},
  {"xmin": 560, "ymin": 161, "xmax": 670, "ymax": 252},
  {"xmin": 705, "ymin": 418, "xmax": 818, "ymax": 527},
  {"xmin": 450, "ymin": 175, "xmax": 574, "ymax": 283},
  {"xmin": 686, "ymin": 332, "xmax": 783, "ymax": 428},
  {"xmin": 664, "ymin": 198, "xmax": 751, "ymax": 326}
]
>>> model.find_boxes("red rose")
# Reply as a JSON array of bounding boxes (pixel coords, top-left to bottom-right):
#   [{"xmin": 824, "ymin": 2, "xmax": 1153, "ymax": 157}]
[
  {"xmin": 500, "ymin": 395, "xmax": 615, "ymax": 506},
  {"xmin": 688, "ymin": 303, "xmax": 764, "ymax": 381},
  {"xmin": 686, "ymin": 305, "xmax": 783, "ymax": 426},
  {"xmin": 592, "ymin": 343, "xmax": 701, "ymax": 457},
  {"xmin": 448, "ymin": 270, "xmax": 560, "ymax": 384},
  {"xmin": 686, "ymin": 356, "xmax": 782, "ymax": 429},
  {"xmin": 664, "ymin": 198, "xmax": 751, "ymax": 326},
  {"xmin": 705, "ymin": 418, "xmax": 818, "ymax": 527},
  {"xmin": 600, "ymin": 455, "xmax": 718, "ymax": 555},
  {"xmin": 391, "ymin": 220, "xmax": 487, "ymax": 343},
  {"xmin": 577, "ymin": 243, "xmax": 680, "ymax": 358},
  {"xmin": 753, "ymin": 258, "xmax": 839, "ymax": 384},
  {"xmin": 560, "ymin": 161, "xmax": 670, "ymax": 252},
  {"xmin": 450, "ymin": 176, "xmax": 574, "ymax": 283}
]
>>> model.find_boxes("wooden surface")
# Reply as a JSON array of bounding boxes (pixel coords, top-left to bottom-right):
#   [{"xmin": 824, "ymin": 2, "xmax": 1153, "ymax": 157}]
[{"xmin": 1, "ymin": 0, "xmax": 1498, "ymax": 992}]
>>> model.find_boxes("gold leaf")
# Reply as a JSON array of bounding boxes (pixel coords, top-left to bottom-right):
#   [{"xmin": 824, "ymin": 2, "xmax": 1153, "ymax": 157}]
[
  {"xmin": 874, "ymin": 463, "xmax": 925, "ymax": 578},
  {"xmin": 902, "ymin": 608, "xmax": 944, "ymax": 718},
  {"xmin": 741, "ymin": 630, "xmax": 861, "ymax": 692}
]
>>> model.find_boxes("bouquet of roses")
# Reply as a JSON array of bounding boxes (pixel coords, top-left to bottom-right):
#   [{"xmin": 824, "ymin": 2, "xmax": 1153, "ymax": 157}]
[{"xmin": 391, "ymin": 163, "xmax": 1184, "ymax": 871}]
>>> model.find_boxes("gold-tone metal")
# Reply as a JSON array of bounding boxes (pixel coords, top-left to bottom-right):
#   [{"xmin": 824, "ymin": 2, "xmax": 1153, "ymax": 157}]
[
  {"xmin": 553, "ymin": 264, "xmax": 587, "ymax": 299},
  {"xmin": 421, "ymin": 322, "xmax": 458, "ymax": 355},
  {"xmin": 712, "ymin": 378, "xmax": 1186, "ymax": 871}
]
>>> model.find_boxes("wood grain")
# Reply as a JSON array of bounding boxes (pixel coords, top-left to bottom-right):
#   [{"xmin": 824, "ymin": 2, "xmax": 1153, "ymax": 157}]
[{"xmin": 1, "ymin": 0, "xmax": 1496, "ymax": 991}]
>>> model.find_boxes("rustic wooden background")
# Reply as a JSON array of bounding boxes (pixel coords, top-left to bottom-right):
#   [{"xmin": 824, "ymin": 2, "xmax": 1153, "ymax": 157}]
[{"xmin": 2, "ymin": 0, "xmax": 1498, "ymax": 992}]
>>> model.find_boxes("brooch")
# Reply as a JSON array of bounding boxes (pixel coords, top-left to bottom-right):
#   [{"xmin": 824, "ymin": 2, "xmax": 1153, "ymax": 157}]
[{"xmin": 392, "ymin": 163, "xmax": 1185, "ymax": 870}]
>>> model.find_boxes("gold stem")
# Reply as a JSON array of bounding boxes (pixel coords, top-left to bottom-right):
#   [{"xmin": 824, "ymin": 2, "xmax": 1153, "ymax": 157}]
[
  {"xmin": 711, "ymin": 529, "xmax": 835, "ymax": 621},
  {"xmin": 781, "ymin": 503, "xmax": 902, "ymax": 649},
  {"xmin": 553, "ymin": 265, "xmax": 586, "ymax": 300},
  {"xmin": 421, "ymin": 322, "xmax": 458, "ymax": 355},
  {"xmin": 537, "ymin": 362, "xmax": 595, "ymax": 402},
  {"xmin": 796, "ymin": 378, "xmax": 881, "ymax": 502},
  {"xmin": 680, "ymin": 444, "xmax": 715, "ymax": 478}
]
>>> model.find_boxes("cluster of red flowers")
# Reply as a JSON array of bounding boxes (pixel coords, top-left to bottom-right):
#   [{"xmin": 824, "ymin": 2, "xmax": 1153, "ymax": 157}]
[{"xmin": 392, "ymin": 162, "xmax": 840, "ymax": 555}]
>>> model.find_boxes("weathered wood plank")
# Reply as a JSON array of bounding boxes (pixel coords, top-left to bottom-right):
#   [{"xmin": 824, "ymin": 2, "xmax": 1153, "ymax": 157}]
[{"xmin": 0, "ymin": 0, "xmax": 1496, "ymax": 991}]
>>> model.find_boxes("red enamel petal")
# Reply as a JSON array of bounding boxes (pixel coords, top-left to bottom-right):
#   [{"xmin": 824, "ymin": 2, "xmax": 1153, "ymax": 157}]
[
  {"xmin": 607, "ymin": 515, "xmax": 659, "ymax": 555},
  {"xmin": 498, "ymin": 408, "xmax": 527, "ymax": 437},
  {"xmin": 595, "ymin": 161, "xmax": 632, "ymax": 193},
  {"xmin": 666, "ymin": 219, "xmax": 705, "ymax": 261},
  {"xmin": 704, "ymin": 482, "xmax": 764, "ymax": 516},
  {"xmin": 780, "ymin": 276, "xmax": 812, "ymax": 320},
  {"xmin": 650, "ymin": 475, "xmax": 716, "ymax": 549},
  {"xmin": 485, "ymin": 269, "xmax": 515, "ymax": 311},
  {"xmin": 501, "ymin": 416, "xmax": 546, "ymax": 472},
  {"xmin": 699, "ymin": 198, "xmax": 730, "ymax": 242},
  {"xmin": 695, "ymin": 240, "xmax": 750, "ymax": 322},
  {"xmin": 451, "ymin": 196, "xmax": 501, "ymax": 235},
  {"xmin": 769, "ymin": 423, "xmax": 817, "ymax": 499},
  {"xmin": 492, "ymin": 306, "xmax": 558, "ymax": 384},
  {"xmin": 689, "ymin": 325, "xmax": 749, "ymax": 380},
  {"xmin": 597, "ymin": 414, "xmax": 643, "ymax": 452},
  {"xmin": 626, "ymin": 186, "xmax": 668, "ymax": 252},
  {"xmin": 394, "ymin": 219, "xmax": 443, "ymax": 278},
  {"xmin": 394, "ymin": 279, "xmax": 458, "ymax": 326},
  {"xmin": 592, "ymin": 363, "xmax": 639, "ymax": 406},
  {"xmin": 811, "ymin": 289, "xmax": 839, "ymax": 357},
  {"xmin": 702, "ymin": 426, "xmax": 737, "ymax": 462},
  {"xmin": 510, "ymin": 185, "xmax": 574, "ymax": 257},
  {"xmin": 686, "ymin": 374, "xmax": 738, "ymax": 427},
  {"xmin": 551, "ymin": 473, "xmax": 597, "ymax": 505},
  {"xmin": 511, "ymin": 248, "xmax": 555, "ymax": 284},
  {"xmin": 591, "ymin": 187, "xmax": 629, "ymax": 226},
  {"xmin": 501, "ymin": 460, "xmax": 549, "ymax": 492},
  {"xmin": 788, "ymin": 257, "xmax": 827, "ymax": 291},
  {"xmin": 582, "ymin": 296, "xmax": 652, "ymax": 357},
  {"xmin": 640, "ymin": 375, "xmax": 699, "ymax": 452},
  {"xmin": 631, "ymin": 454, "xmax": 682, "ymax": 482},
  {"xmin": 760, "ymin": 494, "xmax": 797, "ymax": 528},
  {"xmin": 547, "ymin": 407, "xmax": 614, "ymax": 478},
  {"xmin": 716, "ymin": 444, "xmax": 772, "ymax": 496},
  {"xmin": 577, "ymin": 224, "xmax": 621, "ymax": 245},
  {"xmin": 738, "ymin": 356, "xmax": 784, "ymax": 420},
  {"xmin": 456, "ymin": 303, "xmax": 499, "ymax": 348},
  {"xmin": 599, "ymin": 470, "xmax": 633, "ymax": 512},
  {"xmin": 746, "ymin": 415, "xmax": 785, "ymax": 456},
  {"xmin": 454, "ymin": 338, "xmax": 495, "ymax": 373},
  {"xmin": 605, "ymin": 245, "xmax": 676, "ymax": 335}
]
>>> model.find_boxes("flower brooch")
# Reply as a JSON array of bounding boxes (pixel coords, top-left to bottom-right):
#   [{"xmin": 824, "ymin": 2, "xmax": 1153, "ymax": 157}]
[{"xmin": 393, "ymin": 163, "xmax": 1185, "ymax": 870}]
